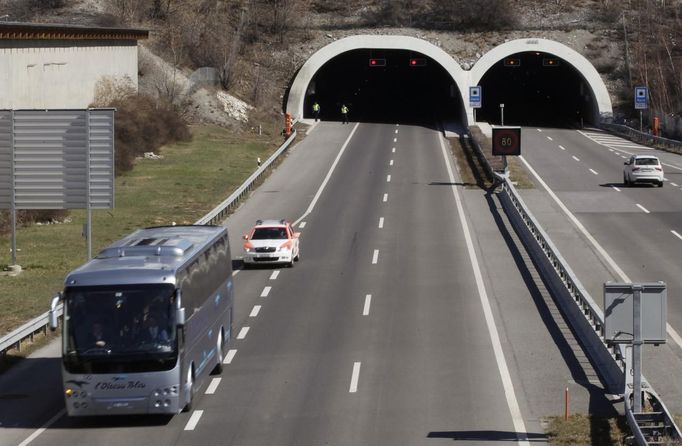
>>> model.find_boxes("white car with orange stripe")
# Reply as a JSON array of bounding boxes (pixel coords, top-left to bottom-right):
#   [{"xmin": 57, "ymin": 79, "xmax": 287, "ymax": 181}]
[{"xmin": 242, "ymin": 219, "xmax": 300, "ymax": 268}]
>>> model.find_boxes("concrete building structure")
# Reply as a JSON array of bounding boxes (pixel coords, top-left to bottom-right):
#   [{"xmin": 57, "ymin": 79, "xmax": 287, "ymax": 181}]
[{"xmin": 0, "ymin": 23, "xmax": 148, "ymax": 109}]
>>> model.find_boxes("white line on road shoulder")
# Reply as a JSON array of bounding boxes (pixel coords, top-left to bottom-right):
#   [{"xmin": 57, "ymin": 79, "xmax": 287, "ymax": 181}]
[
  {"xmin": 363, "ymin": 294, "xmax": 372, "ymax": 316},
  {"xmin": 249, "ymin": 305, "xmax": 262, "ymax": 317},
  {"xmin": 589, "ymin": 169, "xmax": 599, "ymax": 175},
  {"xmin": 205, "ymin": 377, "xmax": 221, "ymax": 394},
  {"xmin": 232, "ymin": 270, "xmax": 240, "ymax": 277},
  {"xmin": 184, "ymin": 410, "xmax": 204, "ymax": 431},
  {"xmin": 270, "ymin": 271, "xmax": 280, "ymax": 280},
  {"xmin": 671, "ymin": 182, "xmax": 679, "ymax": 187},
  {"xmin": 572, "ymin": 155, "xmax": 580, "ymax": 162},
  {"xmin": 612, "ymin": 186, "xmax": 621, "ymax": 192},
  {"xmin": 293, "ymin": 123, "xmax": 359, "ymax": 226},
  {"xmin": 349, "ymin": 362, "xmax": 361, "ymax": 393},
  {"xmin": 17, "ymin": 409, "xmax": 66, "ymax": 446},
  {"xmin": 372, "ymin": 249, "xmax": 379, "ymax": 264},
  {"xmin": 672, "ymin": 230, "xmax": 682, "ymax": 241},
  {"xmin": 298, "ymin": 221, "xmax": 307, "ymax": 228},
  {"xmin": 636, "ymin": 204, "xmax": 650, "ymax": 214},
  {"xmin": 378, "ymin": 217, "xmax": 384, "ymax": 228},
  {"xmin": 382, "ymin": 193, "xmax": 388, "ymax": 202},
  {"xmin": 519, "ymin": 155, "xmax": 682, "ymax": 351},
  {"xmin": 439, "ymin": 134, "xmax": 529, "ymax": 445},
  {"xmin": 260, "ymin": 286, "xmax": 272, "ymax": 297},
  {"xmin": 224, "ymin": 349, "xmax": 237, "ymax": 364},
  {"xmin": 237, "ymin": 327, "xmax": 249, "ymax": 339}
]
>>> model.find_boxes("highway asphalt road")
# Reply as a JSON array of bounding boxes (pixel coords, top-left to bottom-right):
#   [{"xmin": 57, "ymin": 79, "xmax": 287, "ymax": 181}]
[
  {"xmin": 2, "ymin": 121, "xmax": 637, "ymax": 446},
  {"xmin": 517, "ymin": 126, "xmax": 682, "ymax": 412}
]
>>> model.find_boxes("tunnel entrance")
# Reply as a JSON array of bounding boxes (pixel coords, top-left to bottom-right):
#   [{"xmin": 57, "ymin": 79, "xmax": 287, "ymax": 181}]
[
  {"xmin": 304, "ymin": 49, "xmax": 463, "ymax": 125},
  {"xmin": 477, "ymin": 52, "xmax": 596, "ymax": 128}
]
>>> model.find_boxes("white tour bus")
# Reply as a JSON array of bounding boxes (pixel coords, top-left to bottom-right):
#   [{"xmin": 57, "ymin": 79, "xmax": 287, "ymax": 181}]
[{"xmin": 49, "ymin": 225, "xmax": 234, "ymax": 416}]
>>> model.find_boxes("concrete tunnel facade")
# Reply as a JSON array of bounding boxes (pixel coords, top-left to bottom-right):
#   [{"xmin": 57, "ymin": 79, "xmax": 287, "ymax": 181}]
[{"xmin": 286, "ymin": 35, "xmax": 613, "ymax": 126}]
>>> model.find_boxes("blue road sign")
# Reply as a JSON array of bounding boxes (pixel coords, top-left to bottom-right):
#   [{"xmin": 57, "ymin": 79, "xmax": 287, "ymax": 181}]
[
  {"xmin": 634, "ymin": 86, "xmax": 648, "ymax": 110},
  {"xmin": 469, "ymin": 86, "xmax": 482, "ymax": 108}
]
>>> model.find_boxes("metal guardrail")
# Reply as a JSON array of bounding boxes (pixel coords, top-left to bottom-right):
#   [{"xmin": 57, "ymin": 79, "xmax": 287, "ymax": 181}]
[
  {"xmin": 0, "ymin": 127, "xmax": 299, "ymax": 359},
  {"xmin": 466, "ymin": 130, "xmax": 681, "ymax": 445},
  {"xmin": 600, "ymin": 122, "xmax": 682, "ymax": 155}
]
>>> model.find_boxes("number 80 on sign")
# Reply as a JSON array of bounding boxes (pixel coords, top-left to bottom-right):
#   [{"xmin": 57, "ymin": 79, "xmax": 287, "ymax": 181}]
[{"xmin": 492, "ymin": 127, "xmax": 521, "ymax": 156}]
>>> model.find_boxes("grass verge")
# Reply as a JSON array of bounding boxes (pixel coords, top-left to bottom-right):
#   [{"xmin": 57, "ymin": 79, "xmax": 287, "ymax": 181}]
[
  {"xmin": 0, "ymin": 123, "xmax": 283, "ymax": 337},
  {"xmin": 545, "ymin": 415, "xmax": 629, "ymax": 445}
]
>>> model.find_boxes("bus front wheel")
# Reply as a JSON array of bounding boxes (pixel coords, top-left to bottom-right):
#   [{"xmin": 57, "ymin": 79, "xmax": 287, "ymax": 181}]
[{"xmin": 183, "ymin": 366, "xmax": 194, "ymax": 412}]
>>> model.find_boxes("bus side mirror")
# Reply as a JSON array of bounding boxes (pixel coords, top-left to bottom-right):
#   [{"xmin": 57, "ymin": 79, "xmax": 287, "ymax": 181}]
[
  {"xmin": 49, "ymin": 293, "xmax": 63, "ymax": 331},
  {"xmin": 177, "ymin": 308, "xmax": 186, "ymax": 327}
]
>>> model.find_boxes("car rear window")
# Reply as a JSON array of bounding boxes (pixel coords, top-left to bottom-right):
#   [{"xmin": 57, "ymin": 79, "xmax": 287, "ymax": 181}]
[
  {"xmin": 635, "ymin": 158, "xmax": 659, "ymax": 166},
  {"xmin": 252, "ymin": 227, "xmax": 288, "ymax": 240}
]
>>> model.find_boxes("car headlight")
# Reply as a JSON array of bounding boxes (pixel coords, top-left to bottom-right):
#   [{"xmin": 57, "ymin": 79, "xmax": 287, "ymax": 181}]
[{"xmin": 244, "ymin": 247, "xmax": 252, "ymax": 253}]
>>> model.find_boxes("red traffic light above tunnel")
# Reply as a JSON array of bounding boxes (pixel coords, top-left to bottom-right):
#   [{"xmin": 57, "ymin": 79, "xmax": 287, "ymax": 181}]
[
  {"xmin": 369, "ymin": 58, "xmax": 386, "ymax": 67},
  {"xmin": 409, "ymin": 58, "xmax": 426, "ymax": 67}
]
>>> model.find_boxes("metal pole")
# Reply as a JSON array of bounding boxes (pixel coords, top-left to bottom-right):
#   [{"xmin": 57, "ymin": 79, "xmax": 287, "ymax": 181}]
[
  {"xmin": 10, "ymin": 110, "xmax": 16, "ymax": 266},
  {"xmin": 633, "ymin": 284, "xmax": 643, "ymax": 413},
  {"xmin": 639, "ymin": 110, "xmax": 643, "ymax": 133},
  {"xmin": 86, "ymin": 110, "xmax": 92, "ymax": 260},
  {"xmin": 501, "ymin": 105, "xmax": 504, "ymax": 126},
  {"xmin": 473, "ymin": 108, "xmax": 476, "ymax": 124}
]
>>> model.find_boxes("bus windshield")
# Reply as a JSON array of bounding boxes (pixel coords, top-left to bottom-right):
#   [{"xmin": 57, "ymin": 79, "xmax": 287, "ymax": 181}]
[{"xmin": 64, "ymin": 284, "xmax": 177, "ymax": 365}]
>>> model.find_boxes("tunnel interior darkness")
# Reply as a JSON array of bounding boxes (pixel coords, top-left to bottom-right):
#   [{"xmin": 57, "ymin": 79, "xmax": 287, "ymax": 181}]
[
  {"xmin": 477, "ymin": 51, "xmax": 596, "ymax": 128},
  {"xmin": 304, "ymin": 49, "xmax": 463, "ymax": 125}
]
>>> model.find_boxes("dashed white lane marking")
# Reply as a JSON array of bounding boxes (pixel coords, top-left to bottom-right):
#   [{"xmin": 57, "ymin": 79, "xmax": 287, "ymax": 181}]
[
  {"xmin": 547, "ymin": 136, "xmax": 553, "ymax": 141},
  {"xmin": 184, "ymin": 410, "xmax": 204, "ymax": 431},
  {"xmin": 439, "ymin": 134, "xmax": 529, "ymax": 445},
  {"xmin": 249, "ymin": 305, "xmax": 262, "ymax": 317},
  {"xmin": 393, "ymin": 137, "xmax": 397, "ymax": 143},
  {"xmin": 383, "ymin": 193, "xmax": 388, "ymax": 202},
  {"xmin": 621, "ymin": 155, "xmax": 627, "ymax": 159},
  {"xmin": 519, "ymin": 154, "xmax": 682, "ymax": 351},
  {"xmin": 298, "ymin": 221, "xmax": 307, "ymax": 228},
  {"xmin": 379, "ymin": 217, "xmax": 384, "ymax": 228},
  {"xmin": 237, "ymin": 327, "xmax": 250, "ymax": 339},
  {"xmin": 589, "ymin": 169, "xmax": 599, "ymax": 175},
  {"xmin": 396, "ymin": 123, "xmax": 399, "ymax": 127},
  {"xmin": 270, "ymin": 271, "xmax": 280, "ymax": 280},
  {"xmin": 614, "ymin": 151, "xmax": 621, "ymax": 155},
  {"xmin": 572, "ymin": 155, "xmax": 580, "ymax": 162},
  {"xmin": 392, "ymin": 147, "xmax": 396, "ymax": 153},
  {"xmin": 636, "ymin": 204, "xmax": 650, "ymax": 214},
  {"xmin": 224, "ymin": 349, "xmax": 237, "ymax": 364},
  {"xmin": 395, "ymin": 129, "xmax": 398, "ymax": 134},
  {"xmin": 17, "ymin": 409, "xmax": 66, "ymax": 446},
  {"xmin": 260, "ymin": 286, "xmax": 272, "ymax": 297},
  {"xmin": 672, "ymin": 230, "xmax": 682, "ymax": 241},
  {"xmin": 559, "ymin": 145, "xmax": 566, "ymax": 150},
  {"xmin": 205, "ymin": 377, "xmax": 221, "ymax": 394},
  {"xmin": 609, "ymin": 148, "xmax": 614, "ymax": 152},
  {"xmin": 387, "ymin": 174, "xmax": 391, "ymax": 182},
  {"xmin": 390, "ymin": 159, "xmax": 394, "ymax": 166},
  {"xmin": 349, "ymin": 362, "xmax": 361, "ymax": 393},
  {"xmin": 232, "ymin": 270, "xmax": 240, "ymax": 277},
  {"xmin": 671, "ymin": 182, "xmax": 679, "ymax": 187},
  {"xmin": 372, "ymin": 249, "xmax": 379, "ymax": 264},
  {"xmin": 537, "ymin": 129, "xmax": 542, "ymax": 132},
  {"xmin": 612, "ymin": 186, "xmax": 622, "ymax": 192},
  {"xmin": 363, "ymin": 294, "xmax": 372, "ymax": 316},
  {"xmin": 293, "ymin": 123, "xmax": 359, "ymax": 227}
]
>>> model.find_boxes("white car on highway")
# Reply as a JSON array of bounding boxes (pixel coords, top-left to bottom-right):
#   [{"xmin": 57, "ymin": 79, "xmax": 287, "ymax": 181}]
[
  {"xmin": 623, "ymin": 155, "xmax": 664, "ymax": 187},
  {"xmin": 242, "ymin": 219, "xmax": 300, "ymax": 268}
]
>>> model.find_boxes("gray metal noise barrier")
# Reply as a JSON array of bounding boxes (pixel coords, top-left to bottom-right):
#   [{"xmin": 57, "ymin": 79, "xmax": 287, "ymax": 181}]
[{"xmin": 467, "ymin": 130, "xmax": 681, "ymax": 445}]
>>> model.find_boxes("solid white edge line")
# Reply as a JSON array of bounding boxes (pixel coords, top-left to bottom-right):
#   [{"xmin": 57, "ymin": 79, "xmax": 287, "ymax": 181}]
[
  {"xmin": 237, "ymin": 327, "xmax": 249, "ymax": 339},
  {"xmin": 372, "ymin": 249, "xmax": 379, "ymax": 264},
  {"xmin": 249, "ymin": 305, "xmax": 262, "ymax": 317},
  {"xmin": 378, "ymin": 217, "xmax": 384, "ymax": 228},
  {"xmin": 17, "ymin": 409, "xmax": 66, "ymax": 446},
  {"xmin": 205, "ymin": 377, "xmax": 222, "ymax": 394},
  {"xmin": 293, "ymin": 123, "xmax": 359, "ymax": 227},
  {"xmin": 363, "ymin": 294, "xmax": 372, "ymax": 316},
  {"xmin": 579, "ymin": 130, "xmax": 682, "ymax": 171},
  {"xmin": 519, "ymin": 155, "xmax": 682, "ymax": 351},
  {"xmin": 261, "ymin": 286, "xmax": 272, "ymax": 297},
  {"xmin": 636, "ymin": 203, "xmax": 650, "ymax": 214},
  {"xmin": 672, "ymin": 230, "xmax": 682, "ymax": 241},
  {"xmin": 184, "ymin": 410, "xmax": 204, "ymax": 431},
  {"xmin": 589, "ymin": 169, "xmax": 599, "ymax": 175},
  {"xmin": 349, "ymin": 362, "xmax": 361, "ymax": 393},
  {"xmin": 439, "ymin": 134, "xmax": 529, "ymax": 445},
  {"xmin": 224, "ymin": 349, "xmax": 237, "ymax": 364},
  {"xmin": 382, "ymin": 193, "xmax": 388, "ymax": 202}
]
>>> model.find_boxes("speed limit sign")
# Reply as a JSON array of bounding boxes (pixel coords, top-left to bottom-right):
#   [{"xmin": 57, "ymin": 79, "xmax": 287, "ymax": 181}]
[{"xmin": 492, "ymin": 126, "xmax": 521, "ymax": 156}]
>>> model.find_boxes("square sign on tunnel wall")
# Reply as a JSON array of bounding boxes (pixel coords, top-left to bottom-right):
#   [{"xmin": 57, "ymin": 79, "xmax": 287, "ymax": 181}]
[{"xmin": 492, "ymin": 127, "xmax": 521, "ymax": 156}]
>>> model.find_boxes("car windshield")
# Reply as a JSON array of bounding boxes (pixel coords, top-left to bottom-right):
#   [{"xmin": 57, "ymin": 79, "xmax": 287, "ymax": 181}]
[
  {"xmin": 635, "ymin": 158, "xmax": 659, "ymax": 166},
  {"xmin": 64, "ymin": 284, "xmax": 177, "ymax": 358},
  {"xmin": 251, "ymin": 227, "xmax": 288, "ymax": 240}
]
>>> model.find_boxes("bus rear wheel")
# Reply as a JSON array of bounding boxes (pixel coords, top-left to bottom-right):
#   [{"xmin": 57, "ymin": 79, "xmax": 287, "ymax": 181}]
[{"xmin": 212, "ymin": 330, "xmax": 224, "ymax": 375}]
